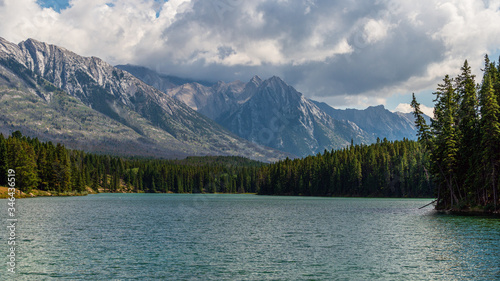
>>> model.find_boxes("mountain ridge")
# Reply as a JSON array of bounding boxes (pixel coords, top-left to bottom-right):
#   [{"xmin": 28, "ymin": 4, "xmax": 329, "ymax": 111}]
[
  {"xmin": 121, "ymin": 64, "xmax": 426, "ymax": 156},
  {"xmin": 313, "ymin": 101, "xmax": 430, "ymax": 141},
  {"xmin": 0, "ymin": 37, "xmax": 290, "ymax": 161}
]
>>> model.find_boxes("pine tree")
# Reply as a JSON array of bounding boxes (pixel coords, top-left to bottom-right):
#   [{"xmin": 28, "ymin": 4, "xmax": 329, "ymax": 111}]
[
  {"xmin": 479, "ymin": 73, "xmax": 500, "ymax": 210},
  {"xmin": 455, "ymin": 60, "xmax": 479, "ymax": 199},
  {"xmin": 102, "ymin": 170, "xmax": 108, "ymax": 192},
  {"xmin": 411, "ymin": 93, "xmax": 431, "ymax": 146},
  {"xmin": 6, "ymin": 137, "xmax": 39, "ymax": 193},
  {"xmin": 91, "ymin": 169, "xmax": 100, "ymax": 192},
  {"xmin": 112, "ymin": 172, "xmax": 119, "ymax": 192},
  {"xmin": 432, "ymin": 75, "xmax": 460, "ymax": 208},
  {"xmin": 0, "ymin": 134, "xmax": 7, "ymax": 186},
  {"xmin": 54, "ymin": 143, "xmax": 71, "ymax": 192}
]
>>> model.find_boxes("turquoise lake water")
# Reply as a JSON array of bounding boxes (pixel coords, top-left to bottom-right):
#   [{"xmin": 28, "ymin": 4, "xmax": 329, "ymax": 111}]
[{"xmin": 1, "ymin": 194, "xmax": 500, "ymax": 280}]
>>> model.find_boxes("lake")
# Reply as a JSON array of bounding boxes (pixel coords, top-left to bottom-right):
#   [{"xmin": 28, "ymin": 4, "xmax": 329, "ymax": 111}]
[{"xmin": 1, "ymin": 194, "xmax": 500, "ymax": 280}]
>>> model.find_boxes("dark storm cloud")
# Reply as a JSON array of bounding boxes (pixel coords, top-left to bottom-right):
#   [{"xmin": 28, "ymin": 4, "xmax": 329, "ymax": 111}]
[
  {"xmin": 6, "ymin": 0, "xmax": 500, "ymax": 106},
  {"xmin": 139, "ymin": 0, "xmax": 446, "ymax": 98},
  {"xmin": 293, "ymin": 20, "xmax": 446, "ymax": 96}
]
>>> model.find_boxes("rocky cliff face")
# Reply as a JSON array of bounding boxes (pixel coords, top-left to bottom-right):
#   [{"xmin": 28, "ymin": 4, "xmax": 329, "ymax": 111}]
[
  {"xmin": 153, "ymin": 72, "xmax": 373, "ymax": 157},
  {"xmin": 216, "ymin": 76, "xmax": 373, "ymax": 156},
  {"xmin": 0, "ymin": 37, "xmax": 289, "ymax": 161},
  {"xmin": 109, "ymin": 63, "xmax": 425, "ymax": 157},
  {"xmin": 167, "ymin": 80, "xmax": 247, "ymax": 120}
]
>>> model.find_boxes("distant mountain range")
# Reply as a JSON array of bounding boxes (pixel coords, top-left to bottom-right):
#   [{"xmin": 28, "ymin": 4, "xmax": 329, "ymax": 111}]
[
  {"xmin": 0, "ymin": 37, "xmax": 289, "ymax": 161},
  {"xmin": 313, "ymin": 102, "xmax": 431, "ymax": 142},
  {"xmin": 0, "ymin": 37, "xmax": 427, "ymax": 160},
  {"xmin": 121, "ymin": 65, "xmax": 429, "ymax": 157}
]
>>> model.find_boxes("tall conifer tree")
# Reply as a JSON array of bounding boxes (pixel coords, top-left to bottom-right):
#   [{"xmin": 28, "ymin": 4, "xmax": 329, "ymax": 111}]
[{"xmin": 480, "ymin": 71, "xmax": 500, "ymax": 210}]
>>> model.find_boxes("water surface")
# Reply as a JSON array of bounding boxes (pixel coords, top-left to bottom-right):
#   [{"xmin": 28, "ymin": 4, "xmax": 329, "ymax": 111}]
[{"xmin": 1, "ymin": 194, "xmax": 499, "ymax": 280}]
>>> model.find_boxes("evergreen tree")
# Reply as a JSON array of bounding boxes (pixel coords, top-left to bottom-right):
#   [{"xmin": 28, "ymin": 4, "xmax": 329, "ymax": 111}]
[
  {"xmin": 429, "ymin": 75, "xmax": 461, "ymax": 208},
  {"xmin": 0, "ymin": 134, "xmax": 7, "ymax": 185},
  {"xmin": 479, "ymin": 73, "xmax": 500, "ymax": 210},
  {"xmin": 411, "ymin": 55, "xmax": 500, "ymax": 211},
  {"xmin": 6, "ymin": 137, "xmax": 39, "ymax": 193},
  {"xmin": 455, "ymin": 60, "xmax": 479, "ymax": 197},
  {"xmin": 91, "ymin": 169, "xmax": 100, "ymax": 192},
  {"xmin": 102, "ymin": 170, "xmax": 108, "ymax": 192},
  {"xmin": 411, "ymin": 93, "xmax": 431, "ymax": 146},
  {"xmin": 54, "ymin": 143, "xmax": 71, "ymax": 192}
]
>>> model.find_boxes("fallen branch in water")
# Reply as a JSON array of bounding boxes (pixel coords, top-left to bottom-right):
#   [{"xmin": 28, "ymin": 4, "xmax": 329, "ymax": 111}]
[{"xmin": 418, "ymin": 200, "xmax": 437, "ymax": 209}]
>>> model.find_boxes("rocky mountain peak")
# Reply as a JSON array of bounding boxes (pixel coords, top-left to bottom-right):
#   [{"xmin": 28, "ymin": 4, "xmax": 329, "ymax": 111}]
[
  {"xmin": 250, "ymin": 75, "xmax": 263, "ymax": 85},
  {"xmin": 367, "ymin": 104, "xmax": 386, "ymax": 111},
  {"xmin": 213, "ymin": 80, "xmax": 226, "ymax": 88},
  {"xmin": 211, "ymin": 73, "xmax": 376, "ymax": 156},
  {"xmin": 22, "ymin": 38, "xmax": 49, "ymax": 50},
  {"xmin": 255, "ymin": 75, "xmax": 302, "ymax": 105},
  {"xmin": 240, "ymin": 75, "xmax": 262, "ymax": 98},
  {"xmin": 0, "ymin": 37, "xmax": 289, "ymax": 162},
  {"xmin": 265, "ymin": 75, "xmax": 286, "ymax": 86},
  {"xmin": 0, "ymin": 37, "xmax": 25, "ymax": 60}
]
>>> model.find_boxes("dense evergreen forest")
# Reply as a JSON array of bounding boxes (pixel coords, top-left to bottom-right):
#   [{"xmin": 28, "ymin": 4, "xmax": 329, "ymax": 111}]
[
  {"xmin": 258, "ymin": 139, "xmax": 433, "ymax": 197},
  {"xmin": 0, "ymin": 131, "xmax": 433, "ymax": 198},
  {"xmin": 412, "ymin": 56, "xmax": 500, "ymax": 212},
  {"xmin": 0, "ymin": 131, "xmax": 264, "ymax": 194}
]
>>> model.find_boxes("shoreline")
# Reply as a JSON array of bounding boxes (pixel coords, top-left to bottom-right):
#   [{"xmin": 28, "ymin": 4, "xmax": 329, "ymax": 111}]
[
  {"xmin": 2, "ymin": 188, "xmax": 499, "ymax": 217},
  {"xmin": 436, "ymin": 208, "xmax": 500, "ymax": 217}
]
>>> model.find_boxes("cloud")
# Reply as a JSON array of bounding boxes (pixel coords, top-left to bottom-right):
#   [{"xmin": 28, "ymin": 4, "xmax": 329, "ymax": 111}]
[
  {"xmin": 394, "ymin": 103, "xmax": 434, "ymax": 119},
  {"xmin": 1, "ymin": 0, "xmax": 500, "ymax": 108}
]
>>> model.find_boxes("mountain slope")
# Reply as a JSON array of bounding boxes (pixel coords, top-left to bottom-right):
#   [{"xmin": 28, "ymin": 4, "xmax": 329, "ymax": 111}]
[
  {"xmin": 0, "ymin": 37, "xmax": 289, "ymax": 161},
  {"xmin": 215, "ymin": 76, "xmax": 374, "ymax": 156},
  {"xmin": 166, "ymin": 80, "xmax": 247, "ymax": 120},
  {"xmin": 115, "ymin": 64, "xmax": 214, "ymax": 92},
  {"xmin": 313, "ymin": 101, "xmax": 429, "ymax": 141},
  {"xmin": 128, "ymin": 67, "xmax": 376, "ymax": 157},
  {"xmin": 114, "ymin": 66, "xmax": 426, "ymax": 157}
]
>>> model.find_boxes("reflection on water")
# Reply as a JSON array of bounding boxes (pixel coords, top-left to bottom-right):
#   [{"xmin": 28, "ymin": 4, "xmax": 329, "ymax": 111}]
[{"xmin": 1, "ymin": 194, "xmax": 499, "ymax": 280}]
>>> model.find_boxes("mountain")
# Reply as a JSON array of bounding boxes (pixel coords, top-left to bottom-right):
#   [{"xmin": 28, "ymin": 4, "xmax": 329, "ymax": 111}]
[
  {"xmin": 115, "ymin": 64, "xmax": 214, "ymax": 91},
  {"xmin": 0, "ymin": 37, "xmax": 289, "ymax": 161},
  {"xmin": 147, "ymin": 73, "xmax": 373, "ymax": 157},
  {"xmin": 120, "ymin": 64, "xmax": 429, "ymax": 156},
  {"xmin": 120, "ymin": 64, "xmax": 258, "ymax": 120},
  {"xmin": 167, "ymin": 80, "xmax": 248, "ymax": 120},
  {"xmin": 312, "ymin": 101, "xmax": 430, "ymax": 141},
  {"xmin": 216, "ymin": 76, "xmax": 374, "ymax": 157}
]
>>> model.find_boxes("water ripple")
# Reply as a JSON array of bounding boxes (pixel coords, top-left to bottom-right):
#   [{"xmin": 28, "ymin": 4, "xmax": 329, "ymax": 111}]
[{"xmin": 0, "ymin": 195, "xmax": 499, "ymax": 280}]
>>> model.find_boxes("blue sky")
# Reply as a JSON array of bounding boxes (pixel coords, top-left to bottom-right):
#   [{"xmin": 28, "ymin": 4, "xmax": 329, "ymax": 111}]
[
  {"xmin": 36, "ymin": 0, "xmax": 70, "ymax": 12},
  {"xmin": 3, "ymin": 0, "xmax": 500, "ymax": 116}
]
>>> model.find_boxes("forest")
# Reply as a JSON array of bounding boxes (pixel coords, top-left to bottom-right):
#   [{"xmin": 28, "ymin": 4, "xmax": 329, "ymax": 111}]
[
  {"xmin": 0, "ymin": 131, "xmax": 264, "ymax": 194},
  {"xmin": 258, "ymin": 139, "xmax": 432, "ymax": 197},
  {"xmin": 412, "ymin": 56, "xmax": 500, "ymax": 212},
  {"xmin": 0, "ymin": 131, "xmax": 432, "ymax": 198}
]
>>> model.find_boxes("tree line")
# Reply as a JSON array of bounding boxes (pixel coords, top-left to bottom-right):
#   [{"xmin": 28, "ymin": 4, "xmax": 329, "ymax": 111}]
[
  {"xmin": 0, "ymin": 131, "xmax": 433, "ymax": 198},
  {"xmin": 0, "ymin": 131, "xmax": 264, "ymax": 194},
  {"xmin": 412, "ymin": 56, "xmax": 500, "ymax": 211},
  {"xmin": 257, "ymin": 139, "xmax": 433, "ymax": 197}
]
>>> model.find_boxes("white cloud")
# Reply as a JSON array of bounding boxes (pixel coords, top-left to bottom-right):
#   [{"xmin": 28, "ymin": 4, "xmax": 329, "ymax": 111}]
[
  {"xmin": 1, "ymin": 0, "xmax": 500, "ymax": 109},
  {"xmin": 363, "ymin": 19, "xmax": 391, "ymax": 44},
  {"xmin": 394, "ymin": 103, "xmax": 434, "ymax": 119}
]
